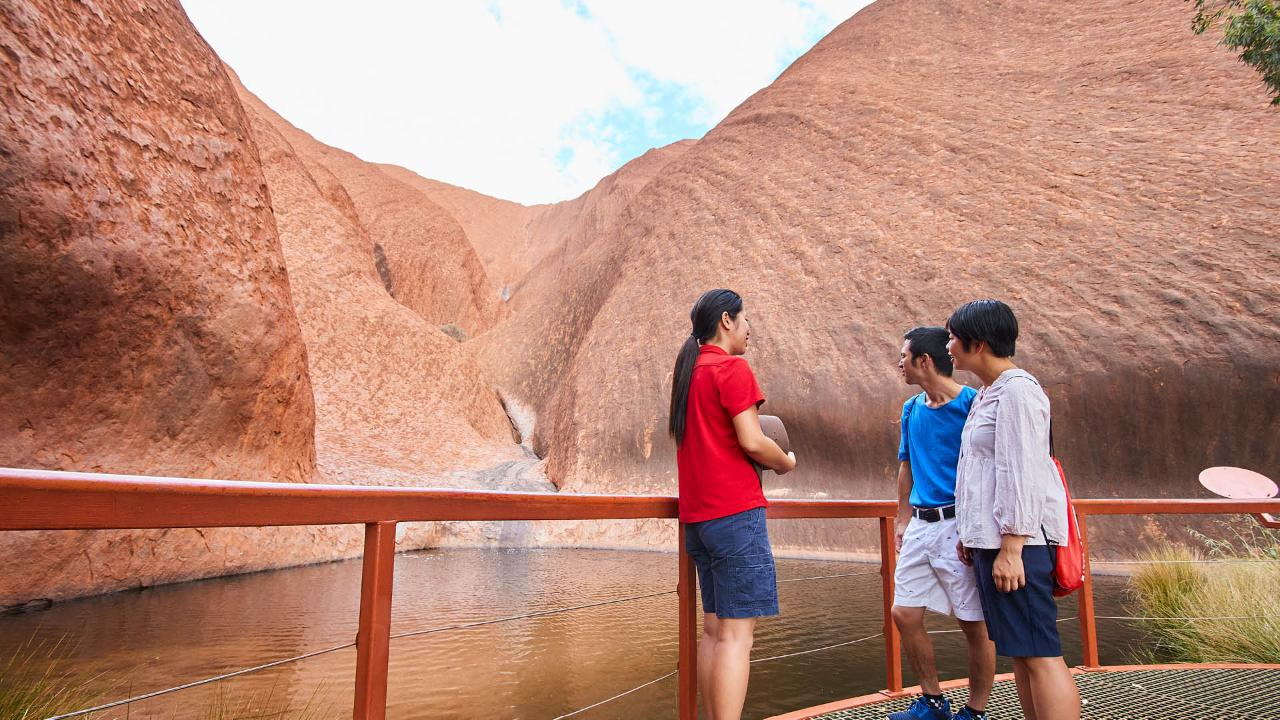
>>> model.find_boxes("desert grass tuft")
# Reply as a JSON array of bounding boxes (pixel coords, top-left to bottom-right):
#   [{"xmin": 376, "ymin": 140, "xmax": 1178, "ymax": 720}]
[
  {"xmin": 1131, "ymin": 523, "xmax": 1280, "ymax": 663},
  {"xmin": 198, "ymin": 680, "xmax": 332, "ymax": 720},
  {"xmin": 0, "ymin": 638, "xmax": 332, "ymax": 720},
  {"xmin": 0, "ymin": 638, "xmax": 104, "ymax": 720}
]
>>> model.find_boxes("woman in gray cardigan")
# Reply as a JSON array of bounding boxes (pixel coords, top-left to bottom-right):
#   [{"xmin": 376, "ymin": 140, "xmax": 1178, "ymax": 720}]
[{"xmin": 948, "ymin": 299, "xmax": 1080, "ymax": 720}]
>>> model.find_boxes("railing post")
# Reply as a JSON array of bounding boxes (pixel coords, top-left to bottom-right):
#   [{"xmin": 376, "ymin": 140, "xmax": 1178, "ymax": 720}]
[
  {"xmin": 354, "ymin": 521, "xmax": 397, "ymax": 720},
  {"xmin": 677, "ymin": 522, "xmax": 699, "ymax": 720},
  {"xmin": 1077, "ymin": 514, "xmax": 1099, "ymax": 668},
  {"xmin": 878, "ymin": 516, "xmax": 902, "ymax": 692},
  {"xmin": 1255, "ymin": 512, "xmax": 1280, "ymax": 529}
]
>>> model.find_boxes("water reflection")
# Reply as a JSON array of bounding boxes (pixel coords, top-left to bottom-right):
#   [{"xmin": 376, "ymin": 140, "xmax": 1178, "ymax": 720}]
[{"xmin": 0, "ymin": 549, "xmax": 1143, "ymax": 719}]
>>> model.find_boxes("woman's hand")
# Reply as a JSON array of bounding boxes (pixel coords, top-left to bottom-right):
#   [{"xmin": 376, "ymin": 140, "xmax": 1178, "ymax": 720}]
[
  {"xmin": 956, "ymin": 540, "xmax": 972, "ymax": 566},
  {"xmin": 993, "ymin": 535, "xmax": 1027, "ymax": 592},
  {"xmin": 775, "ymin": 451, "xmax": 797, "ymax": 475},
  {"xmin": 732, "ymin": 407, "xmax": 794, "ymax": 474}
]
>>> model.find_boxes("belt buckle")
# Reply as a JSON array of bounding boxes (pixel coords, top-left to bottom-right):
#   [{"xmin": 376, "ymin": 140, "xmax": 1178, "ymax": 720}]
[{"xmin": 913, "ymin": 505, "xmax": 953, "ymax": 523}]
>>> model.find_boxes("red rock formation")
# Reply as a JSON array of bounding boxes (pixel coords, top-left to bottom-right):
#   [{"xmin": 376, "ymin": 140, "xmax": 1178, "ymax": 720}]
[
  {"xmin": 231, "ymin": 81, "xmax": 538, "ymax": 488},
  {"xmin": 489, "ymin": 0, "xmax": 1280, "ymax": 554},
  {"xmin": 383, "ymin": 142, "xmax": 697, "ymax": 486},
  {"xmin": 381, "ymin": 141, "xmax": 695, "ymax": 312},
  {"xmin": 283, "ymin": 128, "xmax": 502, "ymax": 339},
  {"xmin": 0, "ymin": 1, "xmax": 535, "ymax": 608},
  {"xmin": 375, "ymin": 169, "xmax": 541, "ymax": 296},
  {"xmin": 0, "ymin": 0, "xmax": 328, "ymax": 603},
  {"xmin": 5, "ymin": 0, "xmax": 1279, "ymax": 606},
  {"xmin": 470, "ymin": 143, "xmax": 697, "ymax": 475},
  {"xmin": 0, "ymin": 0, "xmax": 315, "ymax": 485}
]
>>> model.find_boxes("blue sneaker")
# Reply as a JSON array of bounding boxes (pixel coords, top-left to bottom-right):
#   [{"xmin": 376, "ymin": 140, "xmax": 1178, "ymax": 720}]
[
  {"xmin": 952, "ymin": 706, "xmax": 988, "ymax": 720},
  {"xmin": 887, "ymin": 695, "xmax": 951, "ymax": 720}
]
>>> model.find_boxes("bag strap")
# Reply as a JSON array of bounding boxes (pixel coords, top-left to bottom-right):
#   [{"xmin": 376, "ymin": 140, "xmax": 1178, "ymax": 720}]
[
  {"xmin": 1043, "ymin": 384, "xmax": 1060, "ymax": 550},
  {"xmin": 1019, "ymin": 373, "xmax": 1055, "ymax": 459}
]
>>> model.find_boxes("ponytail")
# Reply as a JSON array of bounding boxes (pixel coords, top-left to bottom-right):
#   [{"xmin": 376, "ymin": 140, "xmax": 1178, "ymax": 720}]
[
  {"xmin": 669, "ymin": 335, "xmax": 702, "ymax": 443},
  {"xmin": 669, "ymin": 289, "xmax": 743, "ymax": 445}
]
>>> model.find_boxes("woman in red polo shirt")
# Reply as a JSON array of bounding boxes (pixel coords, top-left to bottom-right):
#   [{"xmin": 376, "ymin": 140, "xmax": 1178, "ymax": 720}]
[{"xmin": 670, "ymin": 288, "xmax": 796, "ymax": 720}]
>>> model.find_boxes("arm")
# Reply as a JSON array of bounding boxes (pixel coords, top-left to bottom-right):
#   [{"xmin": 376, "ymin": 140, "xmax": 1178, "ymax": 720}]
[
  {"xmin": 895, "ymin": 399, "xmax": 913, "ymax": 550},
  {"xmin": 991, "ymin": 381, "xmax": 1051, "ymax": 591},
  {"xmin": 992, "ymin": 381, "xmax": 1052, "ymax": 539},
  {"xmin": 895, "ymin": 461, "xmax": 912, "ymax": 551},
  {"xmin": 732, "ymin": 405, "xmax": 796, "ymax": 474}
]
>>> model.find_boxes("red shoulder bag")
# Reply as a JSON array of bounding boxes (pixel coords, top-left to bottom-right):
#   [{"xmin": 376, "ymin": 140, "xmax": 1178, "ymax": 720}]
[{"xmin": 1049, "ymin": 429, "xmax": 1084, "ymax": 597}]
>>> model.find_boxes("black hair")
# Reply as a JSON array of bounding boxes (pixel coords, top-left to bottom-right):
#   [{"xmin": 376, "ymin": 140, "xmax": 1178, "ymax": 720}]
[
  {"xmin": 669, "ymin": 289, "xmax": 743, "ymax": 444},
  {"xmin": 904, "ymin": 326, "xmax": 954, "ymax": 376},
  {"xmin": 946, "ymin": 299, "xmax": 1018, "ymax": 358}
]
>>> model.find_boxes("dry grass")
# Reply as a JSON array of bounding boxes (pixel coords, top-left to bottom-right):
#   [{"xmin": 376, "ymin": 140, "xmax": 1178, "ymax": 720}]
[
  {"xmin": 0, "ymin": 638, "xmax": 104, "ymax": 720},
  {"xmin": 1130, "ymin": 523, "xmax": 1280, "ymax": 664},
  {"xmin": 198, "ymin": 682, "xmax": 332, "ymax": 720},
  {"xmin": 438, "ymin": 323, "xmax": 468, "ymax": 343},
  {"xmin": 0, "ymin": 638, "xmax": 332, "ymax": 720}
]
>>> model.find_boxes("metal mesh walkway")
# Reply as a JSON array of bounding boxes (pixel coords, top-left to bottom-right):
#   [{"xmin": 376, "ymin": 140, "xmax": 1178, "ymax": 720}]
[{"xmin": 803, "ymin": 667, "xmax": 1280, "ymax": 720}]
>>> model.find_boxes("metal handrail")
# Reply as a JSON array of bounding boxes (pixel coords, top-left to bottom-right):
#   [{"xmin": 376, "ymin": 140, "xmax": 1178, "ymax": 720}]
[{"xmin": 1, "ymin": 466, "xmax": 1277, "ymax": 719}]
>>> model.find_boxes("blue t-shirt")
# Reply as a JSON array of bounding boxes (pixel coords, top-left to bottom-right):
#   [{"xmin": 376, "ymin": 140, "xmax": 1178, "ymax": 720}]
[{"xmin": 897, "ymin": 385, "xmax": 977, "ymax": 508}]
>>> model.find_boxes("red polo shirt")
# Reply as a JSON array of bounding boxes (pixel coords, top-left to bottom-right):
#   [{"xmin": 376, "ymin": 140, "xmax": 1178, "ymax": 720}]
[{"xmin": 677, "ymin": 345, "xmax": 768, "ymax": 523}]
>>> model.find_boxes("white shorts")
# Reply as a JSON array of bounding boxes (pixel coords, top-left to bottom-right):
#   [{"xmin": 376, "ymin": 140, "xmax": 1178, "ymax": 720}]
[{"xmin": 893, "ymin": 516, "xmax": 983, "ymax": 621}]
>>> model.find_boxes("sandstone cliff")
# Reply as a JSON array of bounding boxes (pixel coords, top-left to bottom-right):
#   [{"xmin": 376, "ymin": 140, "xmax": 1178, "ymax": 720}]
[
  {"xmin": 3, "ymin": 0, "xmax": 1278, "ymax": 605},
  {"xmin": 231, "ymin": 79, "xmax": 541, "ymax": 488},
  {"xmin": 0, "ymin": 0, "xmax": 543, "ymax": 607},
  {"xmin": 487, "ymin": 0, "xmax": 1280, "ymax": 553},
  {"xmin": 0, "ymin": 0, "xmax": 331, "ymax": 602}
]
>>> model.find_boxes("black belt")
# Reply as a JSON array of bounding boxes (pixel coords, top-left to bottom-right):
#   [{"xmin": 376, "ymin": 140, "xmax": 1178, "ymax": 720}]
[{"xmin": 911, "ymin": 505, "xmax": 956, "ymax": 523}]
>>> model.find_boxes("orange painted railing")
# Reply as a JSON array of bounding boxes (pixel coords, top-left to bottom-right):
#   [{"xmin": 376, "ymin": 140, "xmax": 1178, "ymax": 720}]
[{"xmin": 1, "ymin": 467, "xmax": 1277, "ymax": 719}]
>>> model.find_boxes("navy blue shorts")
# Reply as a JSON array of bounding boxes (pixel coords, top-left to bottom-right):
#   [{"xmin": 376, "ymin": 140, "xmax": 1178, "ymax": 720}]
[
  {"xmin": 684, "ymin": 507, "xmax": 779, "ymax": 619},
  {"xmin": 971, "ymin": 544, "xmax": 1062, "ymax": 658}
]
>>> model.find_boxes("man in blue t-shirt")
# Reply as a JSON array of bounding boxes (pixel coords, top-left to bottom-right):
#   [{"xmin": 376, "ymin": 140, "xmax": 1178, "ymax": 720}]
[{"xmin": 887, "ymin": 327, "xmax": 995, "ymax": 720}]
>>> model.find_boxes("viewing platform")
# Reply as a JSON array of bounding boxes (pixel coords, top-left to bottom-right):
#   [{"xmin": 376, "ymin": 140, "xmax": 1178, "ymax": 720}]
[
  {"xmin": 773, "ymin": 665, "xmax": 1280, "ymax": 719},
  {"xmin": 2, "ymin": 467, "xmax": 1277, "ymax": 719}
]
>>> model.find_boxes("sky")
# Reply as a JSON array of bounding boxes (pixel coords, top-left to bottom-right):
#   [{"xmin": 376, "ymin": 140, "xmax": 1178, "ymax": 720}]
[{"xmin": 182, "ymin": 1, "xmax": 873, "ymax": 205}]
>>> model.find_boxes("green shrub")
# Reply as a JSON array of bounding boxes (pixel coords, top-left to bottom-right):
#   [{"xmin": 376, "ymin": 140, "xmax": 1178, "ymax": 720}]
[{"xmin": 1193, "ymin": 0, "xmax": 1280, "ymax": 106}]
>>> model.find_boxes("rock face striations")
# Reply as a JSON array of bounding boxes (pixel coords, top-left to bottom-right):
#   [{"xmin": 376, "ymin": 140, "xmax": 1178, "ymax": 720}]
[
  {"xmin": 230, "ymin": 79, "xmax": 539, "ymax": 488},
  {"xmin": 0, "ymin": 0, "xmax": 315, "ymax": 487},
  {"xmin": 0, "ymin": 0, "xmax": 540, "ymax": 606},
  {"xmin": 2, "ymin": 0, "xmax": 1278, "ymax": 603},
  {"xmin": 0, "ymin": 0, "xmax": 322, "ymax": 602},
  {"xmin": 495, "ymin": 0, "xmax": 1280, "ymax": 553}
]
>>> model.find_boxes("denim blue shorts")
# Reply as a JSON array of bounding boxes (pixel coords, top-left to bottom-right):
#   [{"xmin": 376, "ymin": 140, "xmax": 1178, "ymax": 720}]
[
  {"xmin": 684, "ymin": 507, "xmax": 779, "ymax": 619},
  {"xmin": 971, "ymin": 544, "xmax": 1062, "ymax": 658}
]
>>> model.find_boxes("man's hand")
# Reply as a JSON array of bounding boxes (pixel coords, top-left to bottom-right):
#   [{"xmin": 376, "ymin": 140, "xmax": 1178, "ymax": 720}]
[
  {"xmin": 894, "ymin": 462, "xmax": 913, "ymax": 552},
  {"xmin": 993, "ymin": 535, "xmax": 1027, "ymax": 593},
  {"xmin": 956, "ymin": 540, "xmax": 972, "ymax": 566}
]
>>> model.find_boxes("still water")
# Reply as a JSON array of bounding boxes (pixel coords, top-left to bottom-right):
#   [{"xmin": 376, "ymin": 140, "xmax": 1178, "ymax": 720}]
[{"xmin": 1, "ymin": 547, "xmax": 1144, "ymax": 719}]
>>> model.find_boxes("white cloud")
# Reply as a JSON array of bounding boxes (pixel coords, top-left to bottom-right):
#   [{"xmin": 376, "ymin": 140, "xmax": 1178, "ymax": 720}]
[
  {"xmin": 581, "ymin": 1, "xmax": 837, "ymax": 121},
  {"xmin": 182, "ymin": 0, "xmax": 872, "ymax": 204}
]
